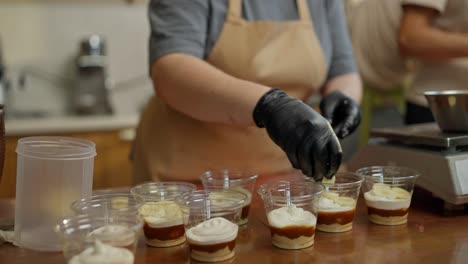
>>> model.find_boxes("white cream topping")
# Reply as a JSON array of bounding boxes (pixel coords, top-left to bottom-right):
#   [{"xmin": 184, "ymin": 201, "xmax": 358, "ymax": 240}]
[
  {"xmin": 185, "ymin": 217, "xmax": 238, "ymax": 245},
  {"xmin": 364, "ymin": 183, "xmax": 412, "ymax": 210},
  {"xmin": 139, "ymin": 201, "xmax": 183, "ymax": 228},
  {"xmin": 68, "ymin": 240, "xmax": 134, "ymax": 264},
  {"xmin": 267, "ymin": 205, "xmax": 316, "ymax": 228},
  {"xmin": 88, "ymin": 225, "xmax": 134, "ymax": 247}
]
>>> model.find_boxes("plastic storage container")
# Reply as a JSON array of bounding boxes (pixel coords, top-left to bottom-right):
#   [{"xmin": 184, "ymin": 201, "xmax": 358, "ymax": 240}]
[
  {"xmin": 14, "ymin": 136, "xmax": 96, "ymax": 251},
  {"xmin": 0, "ymin": 105, "xmax": 4, "ymax": 180}
]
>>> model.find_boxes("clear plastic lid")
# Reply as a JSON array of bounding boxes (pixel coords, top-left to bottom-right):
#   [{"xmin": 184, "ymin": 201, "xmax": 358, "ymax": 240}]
[{"xmin": 16, "ymin": 136, "xmax": 96, "ymax": 160}]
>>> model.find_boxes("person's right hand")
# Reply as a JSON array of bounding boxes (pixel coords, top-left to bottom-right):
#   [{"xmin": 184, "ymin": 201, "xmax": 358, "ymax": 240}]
[{"xmin": 253, "ymin": 88, "xmax": 342, "ymax": 181}]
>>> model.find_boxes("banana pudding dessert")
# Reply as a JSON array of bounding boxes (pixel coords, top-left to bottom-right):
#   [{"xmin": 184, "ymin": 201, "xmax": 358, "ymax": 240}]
[
  {"xmin": 139, "ymin": 201, "xmax": 186, "ymax": 247},
  {"xmin": 209, "ymin": 190, "xmax": 247, "ymax": 225},
  {"xmin": 364, "ymin": 183, "xmax": 412, "ymax": 225},
  {"xmin": 200, "ymin": 170, "xmax": 258, "ymax": 225},
  {"xmin": 230, "ymin": 186, "xmax": 252, "ymax": 225},
  {"xmin": 267, "ymin": 205, "xmax": 316, "ymax": 249},
  {"xmin": 317, "ymin": 192, "xmax": 356, "ymax": 232},
  {"xmin": 185, "ymin": 217, "xmax": 239, "ymax": 262}
]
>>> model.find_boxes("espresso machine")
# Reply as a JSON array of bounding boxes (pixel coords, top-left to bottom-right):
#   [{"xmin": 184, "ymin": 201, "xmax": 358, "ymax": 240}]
[
  {"xmin": 72, "ymin": 35, "xmax": 113, "ymax": 115},
  {"xmin": 349, "ymin": 123, "xmax": 468, "ymax": 211}
]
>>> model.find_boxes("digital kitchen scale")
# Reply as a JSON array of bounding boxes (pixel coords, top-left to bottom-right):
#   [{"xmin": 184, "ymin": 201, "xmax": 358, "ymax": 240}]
[{"xmin": 348, "ymin": 123, "xmax": 468, "ymax": 210}]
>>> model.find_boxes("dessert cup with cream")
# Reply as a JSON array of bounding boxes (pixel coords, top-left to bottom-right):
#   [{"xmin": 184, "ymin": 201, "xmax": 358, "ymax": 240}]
[
  {"xmin": 258, "ymin": 180, "xmax": 324, "ymax": 250},
  {"xmin": 200, "ymin": 170, "xmax": 258, "ymax": 225},
  {"xmin": 71, "ymin": 193, "xmax": 144, "ymax": 218},
  {"xmin": 57, "ymin": 214, "xmax": 143, "ymax": 264},
  {"xmin": 175, "ymin": 190, "xmax": 244, "ymax": 263},
  {"xmin": 130, "ymin": 182, "xmax": 195, "ymax": 247},
  {"xmin": 356, "ymin": 166, "xmax": 420, "ymax": 226},
  {"xmin": 305, "ymin": 173, "xmax": 363, "ymax": 233}
]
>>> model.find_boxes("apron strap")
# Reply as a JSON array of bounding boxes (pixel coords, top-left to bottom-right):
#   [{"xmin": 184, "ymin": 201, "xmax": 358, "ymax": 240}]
[
  {"xmin": 227, "ymin": 0, "xmax": 243, "ymax": 21},
  {"xmin": 297, "ymin": 0, "xmax": 312, "ymax": 22},
  {"xmin": 229, "ymin": 0, "xmax": 311, "ymax": 23}
]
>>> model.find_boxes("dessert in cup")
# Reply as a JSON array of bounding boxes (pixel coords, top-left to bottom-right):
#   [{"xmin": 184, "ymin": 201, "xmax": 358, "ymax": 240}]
[
  {"xmin": 357, "ymin": 166, "xmax": 419, "ymax": 226},
  {"xmin": 57, "ymin": 214, "xmax": 142, "ymax": 264},
  {"xmin": 258, "ymin": 180, "xmax": 323, "ymax": 249},
  {"xmin": 130, "ymin": 182, "xmax": 195, "ymax": 247},
  {"xmin": 200, "ymin": 170, "xmax": 258, "ymax": 225},
  {"xmin": 305, "ymin": 173, "xmax": 363, "ymax": 233},
  {"xmin": 175, "ymin": 190, "xmax": 244, "ymax": 262}
]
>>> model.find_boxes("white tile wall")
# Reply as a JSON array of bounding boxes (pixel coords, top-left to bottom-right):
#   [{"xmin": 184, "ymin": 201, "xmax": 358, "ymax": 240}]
[{"xmin": 0, "ymin": 0, "xmax": 153, "ymax": 116}]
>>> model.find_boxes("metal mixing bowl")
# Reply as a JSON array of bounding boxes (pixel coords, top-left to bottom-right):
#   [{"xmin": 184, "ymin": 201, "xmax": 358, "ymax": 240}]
[{"xmin": 424, "ymin": 90, "xmax": 468, "ymax": 132}]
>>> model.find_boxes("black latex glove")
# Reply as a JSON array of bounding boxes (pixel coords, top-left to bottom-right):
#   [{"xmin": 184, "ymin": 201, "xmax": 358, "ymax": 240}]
[
  {"xmin": 253, "ymin": 88, "xmax": 342, "ymax": 180},
  {"xmin": 320, "ymin": 91, "xmax": 361, "ymax": 139}
]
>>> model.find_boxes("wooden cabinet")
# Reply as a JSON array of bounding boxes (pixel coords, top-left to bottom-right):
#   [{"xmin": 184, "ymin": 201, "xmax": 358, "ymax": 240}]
[{"xmin": 1, "ymin": 130, "xmax": 134, "ymax": 198}]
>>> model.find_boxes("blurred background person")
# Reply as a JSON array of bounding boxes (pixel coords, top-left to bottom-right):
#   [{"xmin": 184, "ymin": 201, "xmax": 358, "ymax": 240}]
[
  {"xmin": 346, "ymin": 0, "xmax": 468, "ymax": 140},
  {"xmin": 346, "ymin": 0, "xmax": 412, "ymax": 144},
  {"xmin": 400, "ymin": 0, "xmax": 468, "ymax": 124}
]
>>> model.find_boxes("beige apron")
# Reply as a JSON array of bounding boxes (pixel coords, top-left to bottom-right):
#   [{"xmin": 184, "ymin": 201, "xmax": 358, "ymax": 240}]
[
  {"xmin": 346, "ymin": 0, "xmax": 413, "ymax": 91},
  {"xmin": 133, "ymin": 0, "xmax": 327, "ymax": 183}
]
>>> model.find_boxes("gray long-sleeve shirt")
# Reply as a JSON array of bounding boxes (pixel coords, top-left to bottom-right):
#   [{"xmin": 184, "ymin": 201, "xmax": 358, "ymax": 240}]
[{"xmin": 148, "ymin": 0, "xmax": 357, "ymax": 81}]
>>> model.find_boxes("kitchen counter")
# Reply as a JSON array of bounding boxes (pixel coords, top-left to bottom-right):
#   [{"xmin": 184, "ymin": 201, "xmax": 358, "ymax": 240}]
[
  {"xmin": 5, "ymin": 114, "xmax": 139, "ymax": 136},
  {"xmin": 0, "ymin": 182, "xmax": 467, "ymax": 263}
]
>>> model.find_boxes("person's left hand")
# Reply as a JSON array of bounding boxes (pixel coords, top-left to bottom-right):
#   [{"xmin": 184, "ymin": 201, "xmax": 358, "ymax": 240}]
[{"xmin": 320, "ymin": 91, "xmax": 361, "ymax": 139}]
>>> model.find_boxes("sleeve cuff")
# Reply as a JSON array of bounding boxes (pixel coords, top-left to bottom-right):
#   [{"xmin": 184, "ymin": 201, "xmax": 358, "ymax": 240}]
[
  {"xmin": 327, "ymin": 60, "xmax": 358, "ymax": 80},
  {"xmin": 401, "ymin": 0, "xmax": 447, "ymax": 13},
  {"xmin": 148, "ymin": 37, "xmax": 205, "ymax": 71}
]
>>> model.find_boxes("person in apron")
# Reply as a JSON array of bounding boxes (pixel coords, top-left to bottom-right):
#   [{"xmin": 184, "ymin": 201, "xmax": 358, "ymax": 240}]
[
  {"xmin": 346, "ymin": 0, "xmax": 414, "ymax": 91},
  {"xmin": 399, "ymin": 0, "xmax": 468, "ymax": 124},
  {"xmin": 133, "ymin": 0, "xmax": 362, "ymax": 183}
]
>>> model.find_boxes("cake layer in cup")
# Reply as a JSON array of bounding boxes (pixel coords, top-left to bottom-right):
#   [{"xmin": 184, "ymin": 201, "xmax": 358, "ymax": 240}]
[
  {"xmin": 368, "ymin": 213, "xmax": 408, "ymax": 225},
  {"xmin": 317, "ymin": 208, "xmax": 355, "ymax": 233},
  {"xmin": 270, "ymin": 233, "xmax": 315, "ymax": 250},
  {"xmin": 317, "ymin": 222, "xmax": 353, "ymax": 233},
  {"xmin": 143, "ymin": 222, "xmax": 186, "ymax": 247},
  {"xmin": 188, "ymin": 239, "xmax": 236, "ymax": 262},
  {"xmin": 145, "ymin": 236, "xmax": 186, "ymax": 248},
  {"xmin": 269, "ymin": 225, "xmax": 315, "ymax": 249}
]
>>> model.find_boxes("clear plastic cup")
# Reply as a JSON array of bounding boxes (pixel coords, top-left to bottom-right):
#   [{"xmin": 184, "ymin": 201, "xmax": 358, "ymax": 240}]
[
  {"xmin": 15, "ymin": 136, "xmax": 96, "ymax": 251},
  {"xmin": 200, "ymin": 170, "xmax": 258, "ymax": 225},
  {"xmin": 356, "ymin": 166, "xmax": 420, "ymax": 226},
  {"xmin": 175, "ymin": 190, "xmax": 244, "ymax": 263},
  {"xmin": 71, "ymin": 193, "xmax": 144, "ymax": 217},
  {"xmin": 130, "ymin": 182, "xmax": 195, "ymax": 247},
  {"xmin": 57, "ymin": 214, "xmax": 142, "ymax": 264},
  {"xmin": 258, "ymin": 180, "xmax": 324, "ymax": 250},
  {"xmin": 305, "ymin": 173, "xmax": 363, "ymax": 233}
]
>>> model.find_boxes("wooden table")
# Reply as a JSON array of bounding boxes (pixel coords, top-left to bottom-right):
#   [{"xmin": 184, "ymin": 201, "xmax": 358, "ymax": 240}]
[{"xmin": 1, "ymin": 187, "xmax": 468, "ymax": 264}]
